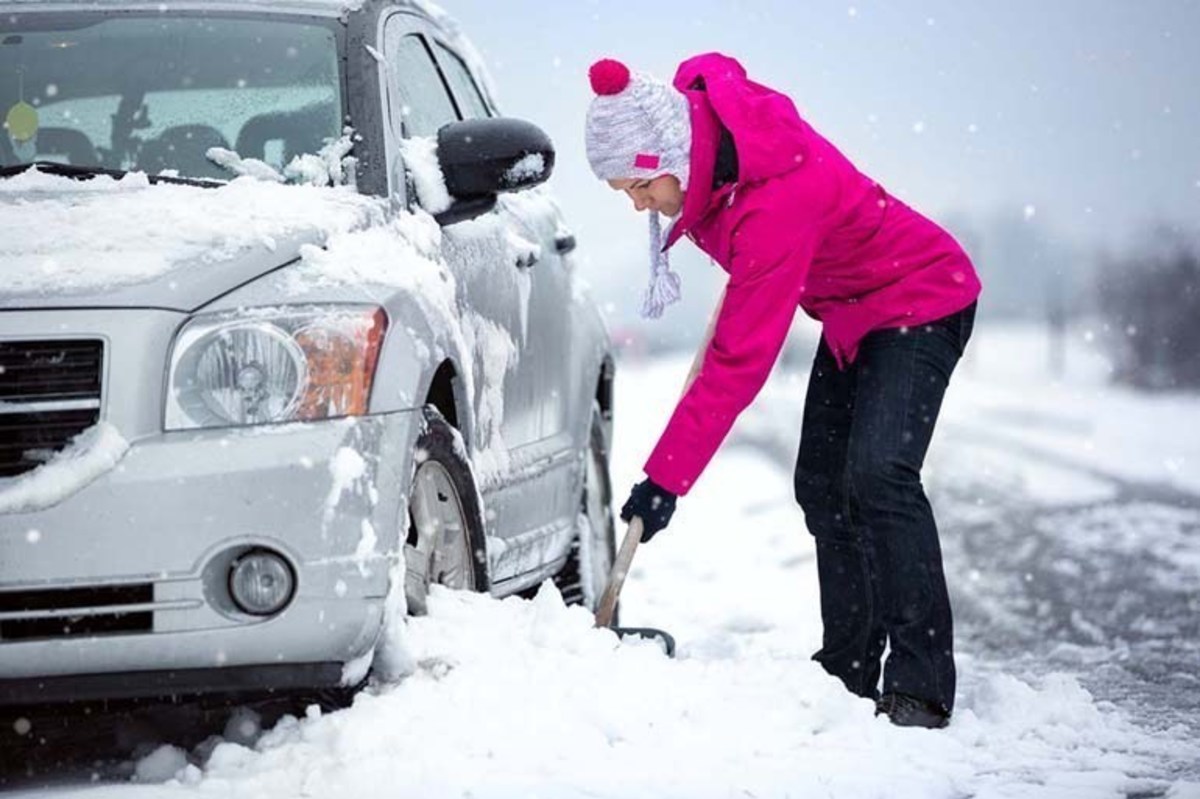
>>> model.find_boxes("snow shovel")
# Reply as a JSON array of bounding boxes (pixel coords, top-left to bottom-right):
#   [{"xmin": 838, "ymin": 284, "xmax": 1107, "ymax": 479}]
[
  {"xmin": 591, "ymin": 291, "xmax": 714, "ymax": 655},
  {"xmin": 594, "ymin": 516, "xmax": 677, "ymax": 657}
]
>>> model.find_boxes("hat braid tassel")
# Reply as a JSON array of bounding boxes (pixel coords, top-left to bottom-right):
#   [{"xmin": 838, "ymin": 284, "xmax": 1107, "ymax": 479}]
[{"xmin": 640, "ymin": 210, "xmax": 682, "ymax": 319}]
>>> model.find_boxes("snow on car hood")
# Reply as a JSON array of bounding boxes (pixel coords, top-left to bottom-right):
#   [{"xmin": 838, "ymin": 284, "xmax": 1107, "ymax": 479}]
[{"xmin": 0, "ymin": 168, "xmax": 388, "ymax": 311}]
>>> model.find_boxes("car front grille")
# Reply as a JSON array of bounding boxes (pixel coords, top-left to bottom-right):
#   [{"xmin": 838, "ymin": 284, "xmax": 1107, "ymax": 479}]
[{"xmin": 0, "ymin": 339, "xmax": 104, "ymax": 478}]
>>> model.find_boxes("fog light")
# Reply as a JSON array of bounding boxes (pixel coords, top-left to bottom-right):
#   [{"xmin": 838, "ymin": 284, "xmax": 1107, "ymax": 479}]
[{"xmin": 229, "ymin": 551, "xmax": 295, "ymax": 616}]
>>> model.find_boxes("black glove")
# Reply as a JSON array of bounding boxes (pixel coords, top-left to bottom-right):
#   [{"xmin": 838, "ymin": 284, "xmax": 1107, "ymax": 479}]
[{"xmin": 619, "ymin": 478, "xmax": 678, "ymax": 543}]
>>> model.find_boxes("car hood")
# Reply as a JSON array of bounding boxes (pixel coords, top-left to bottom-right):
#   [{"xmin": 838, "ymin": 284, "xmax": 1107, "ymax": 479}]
[{"xmin": 0, "ymin": 169, "xmax": 387, "ymax": 312}]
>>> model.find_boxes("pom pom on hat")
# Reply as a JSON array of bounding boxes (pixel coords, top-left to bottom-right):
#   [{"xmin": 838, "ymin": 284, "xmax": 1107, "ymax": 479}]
[{"xmin": 589, "ymin": 58, "xmax": 631, "ymax": 96}]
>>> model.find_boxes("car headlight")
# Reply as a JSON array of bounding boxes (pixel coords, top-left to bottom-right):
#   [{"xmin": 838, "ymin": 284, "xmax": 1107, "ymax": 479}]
[{"xmin": 166, "ymin": 305, "xmax": 387, "ymax": 430}]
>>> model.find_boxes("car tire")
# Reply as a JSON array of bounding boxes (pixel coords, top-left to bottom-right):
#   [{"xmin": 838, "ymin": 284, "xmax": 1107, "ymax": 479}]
[
  {"xmin": 552, "ymin": 402, "xmax": 618, "ymax": 623},
  {"xmin": 403, "ymin": 406, "xmax": 490, "ymax": 616}
]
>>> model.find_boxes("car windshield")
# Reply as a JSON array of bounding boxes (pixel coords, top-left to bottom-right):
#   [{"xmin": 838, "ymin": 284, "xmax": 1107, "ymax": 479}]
[{"xmin": 1, "ymin": 14, "xmax": 343, "ymax": 182}]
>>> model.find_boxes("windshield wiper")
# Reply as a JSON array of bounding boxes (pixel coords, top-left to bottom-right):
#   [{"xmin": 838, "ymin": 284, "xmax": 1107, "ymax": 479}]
[{"xmin": 0, "ymin": 161, "xmax": 224, "ymax": 188}]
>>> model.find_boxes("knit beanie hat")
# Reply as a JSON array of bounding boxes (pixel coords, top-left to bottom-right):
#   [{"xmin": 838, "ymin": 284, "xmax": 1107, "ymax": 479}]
[{"xmin": 585, "ymin": 58, "xmax": 693, "ymax": 319}]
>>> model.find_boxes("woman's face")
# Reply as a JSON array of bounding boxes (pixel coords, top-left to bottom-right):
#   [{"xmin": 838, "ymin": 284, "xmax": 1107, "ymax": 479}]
[{"xmin": 607, "ymin": 175, "xmax": 684, "ymax": 217}]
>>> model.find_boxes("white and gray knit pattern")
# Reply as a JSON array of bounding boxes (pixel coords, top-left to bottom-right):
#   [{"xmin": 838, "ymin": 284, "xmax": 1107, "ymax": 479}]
[
  {"xmin": 585, "ymin": 71, "xmax": 692, "ymax": 189},
  {"xmin": 642, "ymin": 210, "xmax": 682, "ymax": 319}
]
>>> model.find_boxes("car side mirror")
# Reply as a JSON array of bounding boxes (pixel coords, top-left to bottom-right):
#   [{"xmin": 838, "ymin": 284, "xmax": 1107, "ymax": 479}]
[{"xmin": 434, "ymin": 118, "xmax": 555, "ymax": 225}]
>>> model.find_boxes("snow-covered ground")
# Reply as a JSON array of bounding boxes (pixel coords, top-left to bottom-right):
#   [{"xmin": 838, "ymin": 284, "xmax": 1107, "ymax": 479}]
[{"xmin": 9, "ymin": 323, "xmax": 1200, "ymax": 798}]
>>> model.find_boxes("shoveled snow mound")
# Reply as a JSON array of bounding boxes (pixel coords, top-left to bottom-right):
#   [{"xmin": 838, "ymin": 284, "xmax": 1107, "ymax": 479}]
[
  {"xmin": 0, "ymin": 169, "xmax": 385, "ymax": 296},
  {"xmin": 62, "ymin": 581, "xmax": 1194, "ymax": 798}
]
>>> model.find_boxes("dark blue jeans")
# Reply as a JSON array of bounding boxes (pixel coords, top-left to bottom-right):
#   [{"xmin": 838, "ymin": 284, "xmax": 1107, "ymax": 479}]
[{"xmin": 793, "ymin": 302, "xmax": 975, "ymax": 713}]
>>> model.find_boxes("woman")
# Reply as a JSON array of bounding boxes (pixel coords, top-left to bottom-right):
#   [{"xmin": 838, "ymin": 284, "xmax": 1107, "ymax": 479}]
[{"xmin": 584, "ymin": 54, "xmax": 981, "ymax": 729}]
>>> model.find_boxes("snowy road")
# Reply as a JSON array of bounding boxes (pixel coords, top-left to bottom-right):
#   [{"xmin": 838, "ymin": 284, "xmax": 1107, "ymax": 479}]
[
  {"xmin": 5, "ymin": 326, "xmax": 1200, "ymax": 797},
  {"xmin": 743, "ymin": 364, "xmax": 1200, "ymax": 747},
  {"xmin": 745, "ymin": 376, "xmax": 1200, "ymax": 749},
  {"xmin": 935, "ymin": 431, "xmax": 1200, "ymax": 742}
]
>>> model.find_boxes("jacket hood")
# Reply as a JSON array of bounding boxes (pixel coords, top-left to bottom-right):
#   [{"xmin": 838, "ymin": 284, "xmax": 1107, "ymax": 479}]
[
  {"xmin": 664, "ymin": 52, "xmax": 811, "ymax": 250},
  {"xmin": 0, "ymin": 169, "xmax": 384, "ymax": 311}
]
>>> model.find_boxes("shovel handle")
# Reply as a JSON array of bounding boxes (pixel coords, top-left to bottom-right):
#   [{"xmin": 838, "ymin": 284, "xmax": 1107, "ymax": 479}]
[{"xmin": 594, "ymin": 516, "xmax": 643, "ymax": 628}]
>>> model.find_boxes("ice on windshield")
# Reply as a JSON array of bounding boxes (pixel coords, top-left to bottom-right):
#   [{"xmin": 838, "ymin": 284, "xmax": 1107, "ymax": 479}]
[{"xmin": 1, "ymin": 15, "xmax": 344, "ymax": 182}]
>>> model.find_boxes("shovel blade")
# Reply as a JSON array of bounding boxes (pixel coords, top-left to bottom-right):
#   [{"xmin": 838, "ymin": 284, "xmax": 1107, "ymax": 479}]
[{"xmin": 613, "ymin": 626, "xmax": 676, "ymax": 658}]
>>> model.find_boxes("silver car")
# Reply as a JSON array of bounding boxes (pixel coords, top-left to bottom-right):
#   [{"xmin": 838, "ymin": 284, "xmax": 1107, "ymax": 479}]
[{"xmin": 0, "ymin": 0, "xmax": 617, "ymax": 714}]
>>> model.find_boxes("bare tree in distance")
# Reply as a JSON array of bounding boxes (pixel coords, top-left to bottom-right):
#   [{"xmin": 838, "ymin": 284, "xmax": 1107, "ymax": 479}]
[{"xmin": 1096, "ymin": 224, "xmax": 1200, "ymax": 390}]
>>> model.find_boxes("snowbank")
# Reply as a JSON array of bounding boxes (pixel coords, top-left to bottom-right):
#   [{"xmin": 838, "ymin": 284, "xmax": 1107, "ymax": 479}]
[
  {"xmin": 759, "ymin": 321, "xmax": 1200, "ymax": 499},
  {"xmin": 61, "ymin": 581, "xmax": 1194, "ymax": 798},
  {"xmin": 946, "ymin": 322, "xmax": 1200, "ymax": 495}
]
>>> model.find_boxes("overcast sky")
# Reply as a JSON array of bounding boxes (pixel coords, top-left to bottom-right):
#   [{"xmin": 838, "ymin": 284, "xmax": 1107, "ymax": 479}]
[{"xmin": 444, "ymin": 0, "xmax": 1200, "ymax": 332}]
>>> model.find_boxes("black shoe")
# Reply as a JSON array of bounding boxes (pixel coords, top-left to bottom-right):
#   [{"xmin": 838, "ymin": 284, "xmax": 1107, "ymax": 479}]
[{"xmin": 875, "ymin": 692, "xmax": 950, "ymax": 729}]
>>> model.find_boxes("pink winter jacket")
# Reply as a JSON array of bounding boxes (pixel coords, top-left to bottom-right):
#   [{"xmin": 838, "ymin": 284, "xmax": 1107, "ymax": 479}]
[{"xmin": 643, "ymin": 53, "xmax": 982, "ymax": 497}]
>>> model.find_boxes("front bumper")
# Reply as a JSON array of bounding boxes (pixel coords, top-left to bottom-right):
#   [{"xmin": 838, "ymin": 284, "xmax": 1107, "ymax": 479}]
[
  {"xmin": 0, "ymin": 663, "xmax": 347, "ymax": 707},
  {"xmin": 0, "ymin": 411, "xmax": 419, "ymax": 691}
]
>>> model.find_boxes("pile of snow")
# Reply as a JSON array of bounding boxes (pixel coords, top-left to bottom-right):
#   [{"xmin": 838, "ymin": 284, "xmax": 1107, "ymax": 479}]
[
  {"xmin": 281, "ymin": 132, "xmax": 358, "ymax": 188},
  {"xmin": 204, "ymin": 148, "xmax": 285, "ymax": 183},
  {"xmin": 84, "ymin": 580, "xmax": 1195, "ymax": 798},
  {"xmin": 133, "ymin": 745, "xmax": 189, "ymax": 785},
  {"xmin": 193, "ymin": 133, "xmax": 356, "ymax": 186},
  {"xmin": 0, "ymin": 169, "xmax": 385, "ymax": 297},
  {"xmin": 0, "ymin": 422, "xmax": 128, "ymax": 514}
]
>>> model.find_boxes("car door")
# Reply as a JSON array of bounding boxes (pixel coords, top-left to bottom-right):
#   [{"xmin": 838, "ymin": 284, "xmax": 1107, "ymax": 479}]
[
  {"xmin": 381, "ymin": 15, "xmax": 567, "ymax": 583},
  {"xmin": 429, "ymin": 40, "xmax": 582, "ymax": 537}
]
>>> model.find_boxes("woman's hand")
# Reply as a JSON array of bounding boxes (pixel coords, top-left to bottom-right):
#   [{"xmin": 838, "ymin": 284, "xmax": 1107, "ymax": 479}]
[{"xmin": 620, "ymin": 478, "xmax": 678, "ymax": 542}]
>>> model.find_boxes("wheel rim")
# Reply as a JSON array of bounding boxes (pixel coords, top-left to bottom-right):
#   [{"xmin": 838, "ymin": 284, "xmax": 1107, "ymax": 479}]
[{"xmin": 404, "ymin": 460, "xmax": 473, "ymax": 615}]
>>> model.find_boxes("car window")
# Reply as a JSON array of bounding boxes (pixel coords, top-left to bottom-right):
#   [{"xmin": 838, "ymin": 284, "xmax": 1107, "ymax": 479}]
[
  {"xmin": 433, "ymin": 42, "xmax": 490, "ymax": 120},
  {"xmin": 389, "ymin": 34, "xmax": 459, "ymax": 138},
  {"xmin": 0, "ymin": 16, "xmax": 342, "ymax": 179}
]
